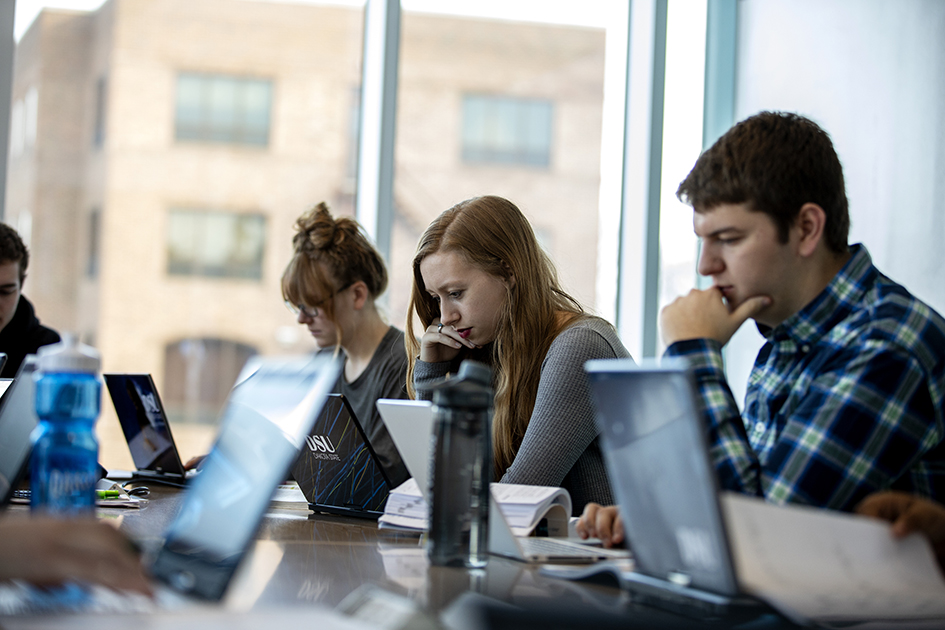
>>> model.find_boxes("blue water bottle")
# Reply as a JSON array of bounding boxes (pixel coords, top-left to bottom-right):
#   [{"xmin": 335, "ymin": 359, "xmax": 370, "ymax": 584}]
[{"xmin": 30, "ymin": 334, "xmax": 102, "ymax": 516}]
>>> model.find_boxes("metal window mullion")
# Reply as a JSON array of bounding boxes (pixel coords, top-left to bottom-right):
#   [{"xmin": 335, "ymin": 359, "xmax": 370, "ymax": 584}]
[
  {"xmin": 0, "ymin": 2, "xmax": 16, "ymax": 221},
  {"xmin": 356, "ymin": 0, "xmax": 401, "ymax": 264},
  {"xmin": 616, "ymin": 0, "xmax": 668, "ymax": 359}
]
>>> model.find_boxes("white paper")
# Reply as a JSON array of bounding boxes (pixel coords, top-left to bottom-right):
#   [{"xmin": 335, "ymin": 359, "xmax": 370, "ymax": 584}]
[
  {"xmin": 722, "ymin": 492, "xmax": 945, "ymax": 622},
  {"xmin": 268, "ymin": 482, "xmax": 307, "ymax": 506}
]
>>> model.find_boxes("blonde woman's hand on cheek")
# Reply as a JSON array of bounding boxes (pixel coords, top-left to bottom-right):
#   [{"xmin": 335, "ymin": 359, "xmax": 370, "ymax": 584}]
[{"xmin": 419, "ymin": 319, "xmax": 477, "ymax": 363}]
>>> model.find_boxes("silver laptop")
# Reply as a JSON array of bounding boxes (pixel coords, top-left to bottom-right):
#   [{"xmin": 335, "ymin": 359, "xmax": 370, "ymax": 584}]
[
  {"xmin": 2, "ymin": 353, "xmax": 342, "ymax": 613},
  {"xmin": 0, "ymin": 355, "xmax": 40, "ymax": 507},
  {"xmin": 376, "ymin": 398, "xmax": 628, "ymax": 564},
  {"xmin": 584, "ymin": 358, "xmax": 758, "ymax": 612}
]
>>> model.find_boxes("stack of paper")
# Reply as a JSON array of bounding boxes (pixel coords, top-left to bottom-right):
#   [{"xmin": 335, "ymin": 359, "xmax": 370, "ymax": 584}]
[
  {"xmin": 378, "ymin": 479, "xmax": 428, "ymax": 530},
  {"xmin": 378, "ymin": 479, "xmax": 572, "ymax": 536},
  {"xmin": 268, "ymin": 481, "xmax": 310, "ymax": 510}
]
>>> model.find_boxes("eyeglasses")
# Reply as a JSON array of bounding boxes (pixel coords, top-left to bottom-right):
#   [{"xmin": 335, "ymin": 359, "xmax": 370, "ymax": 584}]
[{"xmin": 286, "ymin": 282, "xmax": 354, "ymax": 319}]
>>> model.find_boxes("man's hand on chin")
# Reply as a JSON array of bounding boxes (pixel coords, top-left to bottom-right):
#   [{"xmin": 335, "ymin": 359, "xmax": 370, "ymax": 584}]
[{"xmin": 661, "ymin": 287, "xmax": 771, "ymax": 348}]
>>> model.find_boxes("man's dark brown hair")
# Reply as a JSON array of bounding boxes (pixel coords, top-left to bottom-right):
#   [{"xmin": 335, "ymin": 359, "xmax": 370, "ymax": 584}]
[
  {"xmin": 676, "ymin": 111, "xmax": 850, "ymax": 254},
  {"xmin": 0, "ymin": 223, "xmax": 28, "ymax": 285}
]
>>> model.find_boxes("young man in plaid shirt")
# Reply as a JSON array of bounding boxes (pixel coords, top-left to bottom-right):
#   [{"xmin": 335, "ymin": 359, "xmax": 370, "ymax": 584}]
[{"xmin": 579, "ymin": 111, "xmax": 945, "ymax": 547}]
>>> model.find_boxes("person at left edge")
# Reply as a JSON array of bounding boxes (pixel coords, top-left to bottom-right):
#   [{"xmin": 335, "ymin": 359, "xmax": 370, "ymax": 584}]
[{"xmin": 0, "ymin": 222, "xmax": 60, "ymax": 377}]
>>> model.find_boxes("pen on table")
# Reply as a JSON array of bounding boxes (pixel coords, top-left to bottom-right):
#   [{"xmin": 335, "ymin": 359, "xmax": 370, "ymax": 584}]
[{"xmin": 96, "ymin": 489, "xmax": 121, "ymax": 498}]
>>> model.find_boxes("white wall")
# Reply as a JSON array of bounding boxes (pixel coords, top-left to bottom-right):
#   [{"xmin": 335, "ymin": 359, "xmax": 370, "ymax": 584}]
[{"xmin": 723, "ymin": 0, "xmax": 945, "ymax": 405}]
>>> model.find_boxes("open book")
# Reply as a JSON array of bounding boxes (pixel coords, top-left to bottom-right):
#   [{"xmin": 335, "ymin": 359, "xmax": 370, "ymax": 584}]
[{"xmin": 379, "ymin": 478, "xmax": 572, "ymax": 536}]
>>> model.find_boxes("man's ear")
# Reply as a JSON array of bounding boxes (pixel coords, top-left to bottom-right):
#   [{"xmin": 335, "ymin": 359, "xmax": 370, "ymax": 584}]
[{"xmin": 795, "ymin": 203, "xmax": 827, "ymax": 258}]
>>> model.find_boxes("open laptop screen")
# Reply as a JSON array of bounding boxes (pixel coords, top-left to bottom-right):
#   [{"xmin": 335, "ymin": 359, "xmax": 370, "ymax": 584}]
[
  {"xmin": 293, "ymin": 393, "xmax": 391, "ymax": 515},
  {"xmin": 151, "ymin": 353, "xmax": 341, "ymax": 599},
  {"xmin": 103, "ymin": 374, "xmax": 185, "ymax": 476},
  {"xmin": 0, "ymin": 356, "xmax": 39, "ymax": 506},
  {"xmin": 586, "ymin": 359, "xmax": 739, "ymax": 596}
]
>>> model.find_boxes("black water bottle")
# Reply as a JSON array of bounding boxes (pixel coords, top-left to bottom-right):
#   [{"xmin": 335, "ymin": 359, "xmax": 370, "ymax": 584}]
[{"xmin": 425, "ymin": 360, "xmax": 493, "ymax": 567}]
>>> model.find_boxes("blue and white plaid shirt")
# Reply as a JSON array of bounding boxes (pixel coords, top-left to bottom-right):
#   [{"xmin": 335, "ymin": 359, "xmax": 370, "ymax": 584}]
[{"xmin": 666, "ymin": 244, "xmax": 945, "ymax": 511}]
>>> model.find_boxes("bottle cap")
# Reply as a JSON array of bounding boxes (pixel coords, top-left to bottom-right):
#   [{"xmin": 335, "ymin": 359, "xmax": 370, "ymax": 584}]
[
  {"xmin": 37, "ymin": 332, "xmax": 101, "ymax": 373},
  {"xmin": 424, "ymin": 360, "xmax": 493, "ymax": 409}
]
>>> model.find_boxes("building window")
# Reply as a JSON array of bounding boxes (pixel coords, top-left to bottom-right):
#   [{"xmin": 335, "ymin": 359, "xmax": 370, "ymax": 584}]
[
  {"xmin": 93, "ymin": 77, "xmax": 106, "ymax": 148},
  {"xmin": 461, "ymin": 94, "xmax": 553, "ymax": 167},
  {"xmin": 87, "ymin": 209, "xmax": 100, "ymax": 278},
  {"xmin": 174, "ymin": 73, "xmax": 273, "ymax": 146},
  {"xmin": 167, "ymin": 209, "xmax": 266, "ymax": 279},
  {"xmin": 10, "ymin": 87, "xmax": 38, "ymax": 159},
  {"xmin": 163, "ymin": 338, "xmax": 257, "ymax": 424}
]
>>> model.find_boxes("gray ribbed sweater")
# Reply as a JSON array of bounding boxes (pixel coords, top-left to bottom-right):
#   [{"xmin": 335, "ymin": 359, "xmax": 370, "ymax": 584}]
[{"xmin": 413, "ymin": 316, "xmax": 631, "ymax": 515}]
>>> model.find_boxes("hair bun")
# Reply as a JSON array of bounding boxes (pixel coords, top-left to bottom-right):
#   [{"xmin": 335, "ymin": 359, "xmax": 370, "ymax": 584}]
[{"xmin": 293, "ymin": 202, "xmax": 337, "ymax": 255}]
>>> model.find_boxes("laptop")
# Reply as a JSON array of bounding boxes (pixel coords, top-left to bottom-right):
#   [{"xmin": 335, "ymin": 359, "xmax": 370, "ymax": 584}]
[
  {"xmin": 376, "ymin": 398, "xmax": 628, "ymax": 564},
  {"xmin": 0, "ymin": 355, "xmax": 40, "ymax": 507},
  {"xmin": 103, "ymin": 374, "xmax": 189, "ymax": 485},
  {"xmin": 0, "ymin": 352, "xmax": 343, "ymax": 613},
  {"xmin": 583, "ymin": 359, "xmax": 760, "ymax": 613},
  {"xmin": 375, "ymin": 399, "xmax": 435, "ymax": 493},
  {"xmin": 292, "ymin": 393, "xmax": 392, "ymax": 519}
]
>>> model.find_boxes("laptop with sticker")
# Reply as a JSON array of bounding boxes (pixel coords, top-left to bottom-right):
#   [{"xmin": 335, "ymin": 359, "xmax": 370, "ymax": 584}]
[
  {"xmin": 103, "ymin": 374, "xmax": 189, "ymax": 484},
  {"xmin": 292, "ymin": 393, "xmax": 392, "ymax": 519}
]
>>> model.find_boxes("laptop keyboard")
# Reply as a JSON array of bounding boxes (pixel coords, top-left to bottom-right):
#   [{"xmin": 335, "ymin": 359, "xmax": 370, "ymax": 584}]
[
  {"xmin": 519, "ymin": 537, "xmax": 631, "ymax": 561},
  {"xmin": 0, "ymin": 582, "xmax": 158, "ymax": 616}
]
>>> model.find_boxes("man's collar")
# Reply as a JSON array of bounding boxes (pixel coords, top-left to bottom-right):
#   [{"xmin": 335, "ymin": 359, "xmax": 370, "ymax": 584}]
[{"xmin": 761, "ymin": 244, "xmax": 873, "ymax": 346}]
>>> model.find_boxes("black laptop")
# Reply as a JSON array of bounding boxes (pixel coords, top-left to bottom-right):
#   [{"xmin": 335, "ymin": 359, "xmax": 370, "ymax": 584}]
[
  {"xmin": 291, "ymin": 393, "xmax": 392, "ymax": 519},
  {"xmin": 103, "ymin": 374, "xmax": 189, "ymax": 485}
]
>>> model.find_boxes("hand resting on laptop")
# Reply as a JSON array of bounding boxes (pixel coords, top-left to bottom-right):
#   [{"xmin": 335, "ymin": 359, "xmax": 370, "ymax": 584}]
[
  {"xmin": 575, "ymin": 502, "xmax": 624, "ymax": 549},
  {"xmin": 0, "ymin": 517, "xmax": 151, "ymax": 595}
]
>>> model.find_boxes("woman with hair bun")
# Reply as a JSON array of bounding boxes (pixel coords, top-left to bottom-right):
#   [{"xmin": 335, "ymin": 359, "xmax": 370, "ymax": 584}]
[
  {"xmin": 283, "ymin": 202, "xmax": 409, "ymax": 486},
  {"xmin": 406, "ymin": 195, "xmax": 631, "ymax": 514}
]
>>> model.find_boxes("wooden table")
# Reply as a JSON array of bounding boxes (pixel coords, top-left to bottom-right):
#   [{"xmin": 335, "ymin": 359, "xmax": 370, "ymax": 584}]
[{"xmin": 0, "ymin": 486, "xmax": 792, "ymax": 630}]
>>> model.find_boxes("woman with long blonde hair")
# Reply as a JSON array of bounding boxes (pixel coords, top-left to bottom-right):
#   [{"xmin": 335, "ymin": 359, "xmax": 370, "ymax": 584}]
[{"xmin": 407, "ymin": 195, "xmax": 631, "ymax": 513}]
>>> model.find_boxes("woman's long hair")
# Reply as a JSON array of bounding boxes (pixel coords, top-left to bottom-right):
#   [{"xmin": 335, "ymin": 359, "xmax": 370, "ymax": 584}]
[
  {"xmin": 281, "ymin": 202, "xmax": 388, "ymax": 347},
  {"xmin": 406, "ymin": 196, "xmax": 584, "ymax": 478}
]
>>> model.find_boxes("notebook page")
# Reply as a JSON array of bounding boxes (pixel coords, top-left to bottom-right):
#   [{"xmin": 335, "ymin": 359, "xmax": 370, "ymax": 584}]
[{"xmin": 721, "ymin": 492, "xmax": 945, "ymax": 623}]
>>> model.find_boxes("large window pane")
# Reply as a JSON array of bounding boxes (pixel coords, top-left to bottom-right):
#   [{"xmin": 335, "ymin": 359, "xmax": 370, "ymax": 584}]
[
  {"xmin": 390, "ymin": 2, "xmax": 628, "ymax": 330},
  {"xmin": 8, "ymin": 0, "xmax": 366, "ymax": 470}
]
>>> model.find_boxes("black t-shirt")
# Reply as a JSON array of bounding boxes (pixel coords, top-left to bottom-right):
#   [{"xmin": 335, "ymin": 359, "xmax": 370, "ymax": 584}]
[
  {"xmin": 335, "ymin": 326, "xmax": 410, "ymax": 487},
  {"xmin": 0, "ymin": 296, "xmax": 60, "ymax": 378}
]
